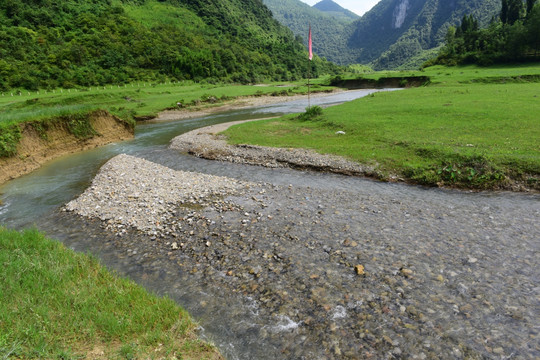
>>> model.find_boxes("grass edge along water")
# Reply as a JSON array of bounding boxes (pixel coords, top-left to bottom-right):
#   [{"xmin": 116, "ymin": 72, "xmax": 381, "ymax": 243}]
[
  {"xmin": 0, "ymin": 227, "xmax": 223, "ymax": 360},
  {"xmin": 223, "ymin": 64, "xmax": 540, "ymax": 191}
]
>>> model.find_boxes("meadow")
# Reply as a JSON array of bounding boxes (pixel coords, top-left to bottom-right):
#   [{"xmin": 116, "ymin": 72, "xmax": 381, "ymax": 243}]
[
  {"xmin": 224, "ymin": 64, "xmax": 540, "ymax": 190},
  {"xmin": 0, "ymin": 227, "xmax": 221, "ymax": 359},
  {"xmin": 0, "ymin": 80, "xmax": 326, "ymax": 157},
  {"xmin": 0, "ymin": 80, "xmax": 322, "ymax": 125}
]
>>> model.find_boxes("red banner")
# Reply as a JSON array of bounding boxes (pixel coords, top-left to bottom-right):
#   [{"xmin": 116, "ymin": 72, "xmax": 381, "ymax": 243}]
[{"xmin": 309, "ymin": 26, "xmax": 313, "ymax": 61}]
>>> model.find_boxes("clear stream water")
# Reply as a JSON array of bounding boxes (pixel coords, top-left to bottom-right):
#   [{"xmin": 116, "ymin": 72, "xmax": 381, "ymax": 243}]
[
  {"xmin": 1, "ymin": 89, "xmax": 538, "ymax": 359},
  {"xmin": 0, "ymin": 89, "xmax": 385, "ymax": 229}
]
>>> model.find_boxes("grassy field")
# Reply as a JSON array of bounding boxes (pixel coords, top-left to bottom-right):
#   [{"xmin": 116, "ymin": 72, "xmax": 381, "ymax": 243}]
[
  {"xmin": 0, "ymin": 227, "xmax": 222, "ymax": 360},
  {"xmin": 224, "ymin": 64, "xmax": 540, "ymax": 190},
  {"xmin": 0, "ymin": 81, "xmax": 327, "ymax": 126},
  {"xmin": 0, "ymin": 80, "xmax": 330, "ymax": 158},
  {"xmin": 353, "ymin": 63, "xmax": 540, "ymax": 84}
]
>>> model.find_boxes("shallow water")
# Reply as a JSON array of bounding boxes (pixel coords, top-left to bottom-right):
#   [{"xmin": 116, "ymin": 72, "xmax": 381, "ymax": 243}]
[
  {"xmin": 1, "ymin": 89, "xmax": 539, "ymax": 359},
  {"xmin": 0, "ymin": 89, "xmax": 383, "ymax": 229}
]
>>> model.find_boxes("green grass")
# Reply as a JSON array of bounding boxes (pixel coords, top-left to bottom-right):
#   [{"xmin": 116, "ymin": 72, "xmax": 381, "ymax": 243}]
[
  {"xmin": 351, "ymin": 63, "xmax": 540, "ymax": 85},
  {"xmin": 224, "ymin": 64, "xmax": 540, "ymax": 190},
  {"xmin": 0, "ymin": 227, "xmax": 222, "ymax": 360},
  {"xmin": 0, "ymin": 81, "xmax": 325, "ymax": 125},
  {"xmin": 0, "ymin": 80, "xmax": 328, "ymax": 159}
]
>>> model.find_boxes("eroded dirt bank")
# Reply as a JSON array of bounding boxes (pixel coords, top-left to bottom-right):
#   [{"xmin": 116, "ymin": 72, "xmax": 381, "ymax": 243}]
[{"xmin": 0, "ymin": 110, "xmax": 133, "ymax": 186}]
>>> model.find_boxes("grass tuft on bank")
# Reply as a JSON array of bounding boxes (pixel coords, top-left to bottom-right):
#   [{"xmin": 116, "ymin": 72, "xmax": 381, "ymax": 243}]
[
  {"xmin": 0, "ymin": 227, "xmax": 222, "ymax": 360},
  {"xmin": 224, "ymin": 65, "xmax": 540, "ymax": 191}
]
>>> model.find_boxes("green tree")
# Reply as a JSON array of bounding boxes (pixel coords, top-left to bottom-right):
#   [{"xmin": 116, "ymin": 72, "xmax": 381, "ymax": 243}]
[
  {"xmin": 526, "ymin": 4, "xmax": 540, "ymax": 55},
  {"xmin": 527, "ymin": 0, "xmax": 537, "ymax": 15},
  {"xmin": 501, "ymin": 0, "xmax": 509, "ymax": 24},
  {"xmin": 429, "ymin": 1, "xmax": 540, "ymax": 66},
  {"xmin": 507, "ymin": 0, "xmax": 525, "ymax": 24}
]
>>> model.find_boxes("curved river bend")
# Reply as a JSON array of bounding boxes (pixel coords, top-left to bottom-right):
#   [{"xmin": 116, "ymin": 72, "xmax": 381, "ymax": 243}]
[{"xmin": 1, "ymin": 90, "xmax": 539, "ymax": 359}]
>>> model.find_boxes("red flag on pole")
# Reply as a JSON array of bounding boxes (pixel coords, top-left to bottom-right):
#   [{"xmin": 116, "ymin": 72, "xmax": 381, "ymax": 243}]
[{"xmin": 308, "ymin": 25, "xmax": 313, "ymax": 61}]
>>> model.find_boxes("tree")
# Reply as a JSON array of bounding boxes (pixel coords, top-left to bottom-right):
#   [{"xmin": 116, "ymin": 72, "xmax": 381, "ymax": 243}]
[
  {"xmin": 507, "ymin": 0, "xmax": 524, "ymax": 25},
  {"xmin": 526, "ymin": 4, "xmax": 540, "ymax": 55},
  {"xmin": 501, "ymin": 0, "xmax": 509, "ymax": 23},
  {"xmin": 527, "ymin": 0, "xmax": 537, "ymax": 16}
]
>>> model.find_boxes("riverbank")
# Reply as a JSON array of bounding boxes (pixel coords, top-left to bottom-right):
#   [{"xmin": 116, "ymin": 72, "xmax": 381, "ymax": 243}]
[
  {"xmin": 153, "ymin": 90, "xmax": 340, "ymax": 122},
  {"xmin": 219, "ymin": 80, "xmax": 540, "ymax": 192},
  {"xmin": 0, "ymin": 110, "xmax": 133, "ymax": 186},
  {"xmin": 170, "ymin": 115, "xmax": 539, "ymax": 193},
  {"xmin": 63, "ymin": 153, "xmax": 540, "ymax": 359},
  {"xmin": 170, "ymin": 119, "xmax": 380, "ymax": 177},
  {"xmin": 0, "ymin": 90, "xmax": 338, "ymax": 187},
  {"xmin": 0, "ymin": 226, "xmax": 223, "ymax": 359}
]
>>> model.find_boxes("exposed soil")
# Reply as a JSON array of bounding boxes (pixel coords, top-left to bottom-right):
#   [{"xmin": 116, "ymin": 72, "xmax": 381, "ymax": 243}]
[{"xmin": 0, "ymin": 110, "xmax": 133, "ymax": 186}]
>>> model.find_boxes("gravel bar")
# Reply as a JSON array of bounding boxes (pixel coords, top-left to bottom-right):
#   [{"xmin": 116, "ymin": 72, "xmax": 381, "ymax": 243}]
[
  {"xmin": 64, "ymin": 153, "xmax": 540, "ymax": 359},
  {"xmin": 65, "ymin": 154, "xmax": 251, "ymax": 237},
  {"xmin": 169, "ymin": 120, "xmax": 377, "ymax": 177}
]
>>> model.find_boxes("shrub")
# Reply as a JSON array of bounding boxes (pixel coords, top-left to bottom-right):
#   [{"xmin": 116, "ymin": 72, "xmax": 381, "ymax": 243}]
[
  {"xmin": 0, "ymin": 124, "xmax": 22, "ymax": 158},
  {"xmin": 296, "ymin": 105, "xmax": 324, "ymax": 122}
]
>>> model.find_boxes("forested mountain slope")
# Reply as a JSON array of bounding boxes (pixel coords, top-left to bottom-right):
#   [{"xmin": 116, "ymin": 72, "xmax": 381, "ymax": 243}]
[
  {"xmin": 264, "ymin": 0, "xmax": 501, "ymax": 69},
  {"xmin": 0, "ymin": 0, "xmax": 335, "ymax": 91},
  {"xmin": 262, "ymin": 0, "xmax": 356, "ymax": 64},
  {"xmin": 312, "ymin": 0, "xmax": 359, "ymax": 21},
  {"xmin": 349, "ymin": 0, "xmax": 501, "ymax": 69}
]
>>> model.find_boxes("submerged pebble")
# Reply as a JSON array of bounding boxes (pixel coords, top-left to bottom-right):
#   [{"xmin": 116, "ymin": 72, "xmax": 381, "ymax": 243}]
[{"xmin": 63, "ymin": 154, "xmax": 540, "ymax": 359}]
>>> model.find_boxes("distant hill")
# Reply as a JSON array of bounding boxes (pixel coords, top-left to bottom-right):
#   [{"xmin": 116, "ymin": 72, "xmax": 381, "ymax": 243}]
[
  {"xmin": 0, "ymin": 0, "xmax": 339, "ymax": 91},
  {"xmin": 265, "ymin": 0, "xmax": 502, "ymax": 69},
  {"xmin": 262, "ymin": 0, "xmax": 356, "ymax": 64},
  {"xmin": 348, "ymin": 0, "xmax": 501, "ymax": 69},
  {"xmin": 313, "ymin": 0, "xmax": 359, "ymax": 21}
]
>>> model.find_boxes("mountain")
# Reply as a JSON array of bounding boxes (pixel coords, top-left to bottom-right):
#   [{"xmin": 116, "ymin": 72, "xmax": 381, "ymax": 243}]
[
  {"xmin": 313, "ymin": 0, "xmax": 359, "ymax": 21},
  {"xmin": 262, "ymin": 0, "xmax": 356, "ymax": 64},
  {"xmin": 265, "ymin": 0, "xmax": 502, "ymax": 69},
  {"xmin": 348, "ymin": 0, "xmax": 501, "ymax": 69},
  {"xmin": 0, "ymin": 0, "xmax": 337, "ymax": 91}
]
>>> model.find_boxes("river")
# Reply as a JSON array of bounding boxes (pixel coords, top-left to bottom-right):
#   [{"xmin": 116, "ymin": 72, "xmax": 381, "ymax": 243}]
[{"xmin": 1, "ymin": 90, "xmax": 539, "ymax": 359}]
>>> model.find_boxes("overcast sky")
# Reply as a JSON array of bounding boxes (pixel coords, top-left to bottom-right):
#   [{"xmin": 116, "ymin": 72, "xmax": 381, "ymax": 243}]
[{"xmin": 299, "ymin": 0, "xmax": 382, "ymax": 16}]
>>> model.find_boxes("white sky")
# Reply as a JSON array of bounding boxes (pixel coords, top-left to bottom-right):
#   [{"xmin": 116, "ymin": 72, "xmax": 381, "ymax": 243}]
[{"xmin": 299, "ymin": 0, "xmax": 382, "ymax": 16}]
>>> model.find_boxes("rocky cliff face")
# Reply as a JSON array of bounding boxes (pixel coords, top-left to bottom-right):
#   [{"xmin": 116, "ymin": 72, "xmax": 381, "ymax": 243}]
[
  {"xmin": 348, "ymin": 0, "xmax": 500, "ymax": 69},
  {"xmin": 393, "ymin": 0, "xmax": 410, "ymax": 29}
]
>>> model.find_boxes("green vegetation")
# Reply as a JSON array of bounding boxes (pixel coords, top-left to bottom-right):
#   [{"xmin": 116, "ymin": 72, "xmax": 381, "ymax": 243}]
[
  {"xmin": 0, "ymin": 123, "xmax": 20, "ymax": 157},
  {"xmin": 0, "ymin": 80, "xmax": 331, "ymax": 158},
  {"xmin": 312, "ymin": 0, "xmax": 359, "ymax": 22},
  {"xmin": 223, "ymin": 64, "xmax": 540, "ymax": 190},
  {"xmin": 0, "ymin": 81, "xmax": 323, "ymax": 123},
  {"xmin": 429, "ymin": 1, "xmax": 540, "ymax": 66},
  {"xmin": 0, "ymin": 227, "xmax": 221, "ymax": 359},
  {"xmin": 0, "ymin": 0, "xmax": 340, "ymax": 91},
  {"xmin": 349, "ymin": 0, "xmax": 501, "ymax": 69},
  {"xmin": 262, "ymin": 0, "xmax": 357, "ymax": 65}
]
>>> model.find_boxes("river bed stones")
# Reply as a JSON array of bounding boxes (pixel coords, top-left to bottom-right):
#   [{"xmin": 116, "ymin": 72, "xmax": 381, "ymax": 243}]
[
  {"xmin": 65, "ymin": 154, "xmax": 250, "ymax": 237},
  {"xmin": 64, "ymin": 153, "xmax": 540, "ymax": 359},
  {"xmin": 169, "ymin": 123, "xmax": 377, "ymax": 177}
]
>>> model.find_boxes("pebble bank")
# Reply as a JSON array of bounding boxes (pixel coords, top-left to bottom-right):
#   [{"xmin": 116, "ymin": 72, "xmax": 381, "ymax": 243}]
[{"xmin": 65, "ymin": 153, "xmax": 540, "ymax": 359}]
